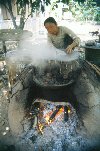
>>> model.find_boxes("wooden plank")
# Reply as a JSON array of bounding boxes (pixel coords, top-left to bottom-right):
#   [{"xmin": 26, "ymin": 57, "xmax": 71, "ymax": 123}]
[
  {"xmin": 86, "ymin": 61, "xmax": 100, "ymax": 76},
  {"xmin": 83, "ymin": 61, "xmax": 100, "ymax": 84}
]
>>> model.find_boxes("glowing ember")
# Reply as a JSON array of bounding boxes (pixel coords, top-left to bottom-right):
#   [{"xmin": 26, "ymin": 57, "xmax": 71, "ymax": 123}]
[
  {"xmin": 30, "ymin": 100, "xmax": 73, "ymax": 134},
  {"xmin": 68, "ymin": 109, "xmax": 71, "ymax": 113},
  {"xmin": 45, "ymin": 115, "xmax": 49, "ymax": 123},
  {"xmin": 37, "ymin": 123, "xmax": 44, "ymax": 134}
]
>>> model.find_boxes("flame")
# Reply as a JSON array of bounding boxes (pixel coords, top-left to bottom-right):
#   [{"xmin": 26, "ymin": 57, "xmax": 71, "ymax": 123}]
[
  {"xmin": 68, "ymin": 109, "xmax": 71, "ymax": 113},
  {"xmin": 37, "ymin": 122, "xmax": 44, "ymax": 134},
  {"xmin": 44, "ymin": 107, "xmax": 64, "ymax": 125},
  {"xmin": 44, "ymin": 110, "xmax": 53, "ymax": 124},
  {"xmin": 45, "ymin": 115, "xmax": 50, "ymax": 124},
  {"xmin": 31, "ymin": 101, "xmax": 72, "ymax": 134},
  {"xmin": 56, "ymin": 107, "xmax": 64, "ymax": 116}
]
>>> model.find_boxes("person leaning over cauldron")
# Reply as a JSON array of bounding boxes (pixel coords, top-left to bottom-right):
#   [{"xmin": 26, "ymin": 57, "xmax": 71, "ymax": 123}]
[{"xmin": 44, "ymin": 17, "xmax": 80, "ymax": 54}]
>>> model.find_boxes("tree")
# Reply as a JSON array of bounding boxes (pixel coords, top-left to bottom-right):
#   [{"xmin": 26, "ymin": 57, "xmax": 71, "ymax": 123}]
[
  {"xmin": 0, "ymin": 0, "xmax": 18, "ymax": 29},
  {"xmin": 0, "ymin": 0, "xmax": 51, "ymax": 29},
  {"xmin": 0, "ymin": 0, "xmax": 72, "ymax": 30},
  {"xmin": 74, "ymin": 0, "xmax": 100, "ymax": 6},
  {"xmin": 0, "ymin": 0, "xmax": 99, "ymax": 30}
]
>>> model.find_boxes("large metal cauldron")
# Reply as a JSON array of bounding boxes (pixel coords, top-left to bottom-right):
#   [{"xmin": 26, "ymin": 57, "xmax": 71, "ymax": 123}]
[
  {"xmin": 33, "ymin": 59, "xmax": 81, "ymax": 102},
  {"xmin": 84, "ymin": 40, "xmax": 100, "ymax": 66}
]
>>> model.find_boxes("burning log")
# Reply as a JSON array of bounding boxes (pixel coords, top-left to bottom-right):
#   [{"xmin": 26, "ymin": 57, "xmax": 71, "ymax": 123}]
[
  {"xmin": 64, "ymin": 106, "xmax": 68, "ymax": 122},
  {"xmin": 29, "ymin": 100, "xmax": 73, "ymax": 135},
  {"xmin": 49, "ymin": 105, "xmax": 62, "ymax": 122}
]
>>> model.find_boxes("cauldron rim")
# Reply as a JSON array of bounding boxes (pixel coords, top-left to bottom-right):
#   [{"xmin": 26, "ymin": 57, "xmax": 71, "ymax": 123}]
[
  {"xmin": 32, "ymin": 59, "xmax": 80, "ymax": 89},
  {"xmin": 33, "ymin": 78, "xmax": 74, "ymax": 89}
]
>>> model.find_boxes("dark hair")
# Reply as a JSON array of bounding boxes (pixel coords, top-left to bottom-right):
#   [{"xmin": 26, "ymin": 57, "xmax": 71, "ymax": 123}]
[{"xmin": 44, "ymin": 17, "xmax": 57, "ymax": 26}]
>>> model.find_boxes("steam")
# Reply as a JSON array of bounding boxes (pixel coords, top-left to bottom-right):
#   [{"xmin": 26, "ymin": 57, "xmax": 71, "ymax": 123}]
[{"xmin": 6, "ymin": 37, "xmax": 80, "ymax": 68}]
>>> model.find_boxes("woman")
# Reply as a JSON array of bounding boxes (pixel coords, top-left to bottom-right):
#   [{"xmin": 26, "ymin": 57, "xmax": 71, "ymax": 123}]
[{"xmin": 44, "ymin": 17, "xmax": 80, "ymax": 54}]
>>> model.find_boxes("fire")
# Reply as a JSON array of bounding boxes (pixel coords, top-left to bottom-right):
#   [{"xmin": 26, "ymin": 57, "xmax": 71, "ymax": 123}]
[
  {"xmin": 31, "ymin": 101, "xmax": 73, "ymax": 134},
  {"xmin": 44, "ymin": 110, "xmax": 53, "ymax": 124},
  {"xmin": 37, "ymin": 122, "xmax": 44, "ymax": 134},
  {"xmin": 45, "ymin": 115, "xmax": 51, "ymax": 124},
  {"xmin": 36, "ymin": 106, "xmax": 65, "ymax": 134},
  {"xmin": 56, "ymin": 107, "xmax": 64, "ymax": 116},
  {"xmin": 37, "ymin": 110, "xmax": 62, "ymax": 134},
  {"xmin": 68, "ymin": 109, "xmax": 71, "ymax": 113}
]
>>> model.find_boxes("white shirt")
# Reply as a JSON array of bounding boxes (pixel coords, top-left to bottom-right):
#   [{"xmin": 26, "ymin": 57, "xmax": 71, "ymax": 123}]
[{"xmin": 47, "ymin": 26, "xmax": 80, "ymax": 49}]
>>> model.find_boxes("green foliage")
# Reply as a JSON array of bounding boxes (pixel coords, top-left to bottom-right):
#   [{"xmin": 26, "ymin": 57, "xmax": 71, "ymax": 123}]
[
  {"xmin": 69, "ymin": 0, "xmax": 100, "ymax": 22},
  {"xmin": 16, "ymin": 0, "xmax": 51, "ymax": 13},
  {"xmin": 0, "ymin": 0, "xmax": 51, "ymax": 29},
  {"xmin": 0, "ymin": 0, "xmax": 100, "ymax": 29},
  {"xmin": 61, "ymin": 0, "xmax": 70, "ymax": 4}
]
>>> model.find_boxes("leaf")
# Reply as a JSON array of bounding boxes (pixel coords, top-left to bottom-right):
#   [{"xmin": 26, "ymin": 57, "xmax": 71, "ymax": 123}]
[{"xmin": 45, "ymin": 0, "xmax": 51, "ymax": 6}]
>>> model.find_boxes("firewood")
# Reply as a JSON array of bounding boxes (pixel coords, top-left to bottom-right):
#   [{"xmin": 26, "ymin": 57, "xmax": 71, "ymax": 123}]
[{"xmin": 86, "ymin": 61, "xmax": 100, "ymax": 76}]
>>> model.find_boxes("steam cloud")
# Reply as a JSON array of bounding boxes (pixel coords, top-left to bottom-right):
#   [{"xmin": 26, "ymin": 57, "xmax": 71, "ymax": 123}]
[{"xmin": 6, "ymin": 37, "xmax": 80, "ymax": 68}]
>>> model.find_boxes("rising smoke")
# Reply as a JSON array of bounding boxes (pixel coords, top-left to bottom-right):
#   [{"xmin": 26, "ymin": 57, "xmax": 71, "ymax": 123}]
[{"xmin": 6, "ymin": 35, "xmax": 80, "ymax": 69}]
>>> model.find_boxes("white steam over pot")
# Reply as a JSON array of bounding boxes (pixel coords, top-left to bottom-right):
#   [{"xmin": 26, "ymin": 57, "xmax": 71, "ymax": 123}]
[{"xmin": 6, "ymin": 41, "xmax": 80, "ymax": 66}]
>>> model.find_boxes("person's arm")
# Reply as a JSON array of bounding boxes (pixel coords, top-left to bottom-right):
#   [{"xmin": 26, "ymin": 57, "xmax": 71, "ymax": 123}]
[
  {"xmin": 63, "ymin": 27, "xmax": 80, "ymax": 53},
  {"xmin": 66, "ymin": 40, "xmax": 78, "ymax": 53}
]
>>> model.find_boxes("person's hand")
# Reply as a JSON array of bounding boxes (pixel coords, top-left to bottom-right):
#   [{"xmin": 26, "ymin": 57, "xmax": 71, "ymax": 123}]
[
  {"xmin": 66, "ymin": 44, "xmax": 73, "ymax": 54},
  {"xmin": 65, "ymin": 41, "xmax": 77, "ymax": 54}
]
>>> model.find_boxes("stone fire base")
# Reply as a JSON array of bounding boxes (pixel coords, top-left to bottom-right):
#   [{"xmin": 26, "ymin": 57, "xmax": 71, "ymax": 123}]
[
  {"xmin": 8, "ymin": 66, "xmax": 100, "ymax": 143},
  {"xmin": 74, "ymin": 70, "xmax": 100, "ymax": 139}
]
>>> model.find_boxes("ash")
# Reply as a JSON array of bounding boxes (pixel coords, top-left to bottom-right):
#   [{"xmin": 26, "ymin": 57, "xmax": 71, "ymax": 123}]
[{"xmin": 16, "ymin": 102, "xmax": 91, "ymax": 151}]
